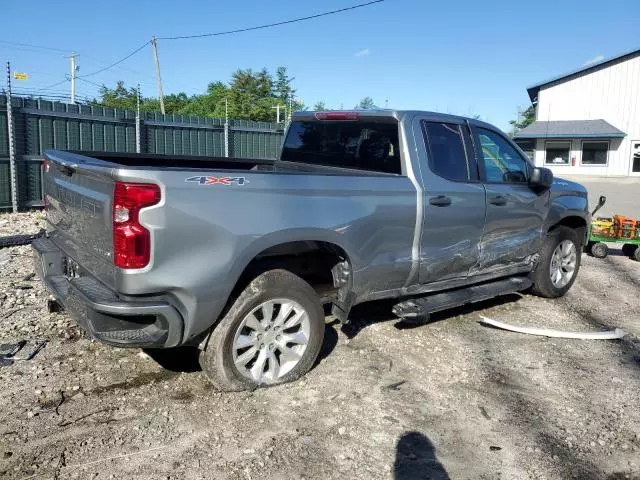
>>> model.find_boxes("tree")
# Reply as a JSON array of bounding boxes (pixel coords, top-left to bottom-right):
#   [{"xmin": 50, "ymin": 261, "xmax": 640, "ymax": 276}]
[
  {"xmin": 509, "ymin": 104, "xmax": 536, "ymax": 134},
  {"xmin": 93, "ymin": 66, "xmax": 304, "ymax": 122},
  {"xmin": 356, "ymin": 96, "xmax": 376, "ymax": 109},
  {"xmin": 180, "ymin": 82, "xmax": 229, "ymax": 118},
  {"xmin": 95, "ymin": 81, "xmax": 138, "ymax": 110},
  {"xmin": 313, "ymin": 101, "xmax": 326, "ymax": 111},
  {"xmin": 275, "ymin": 66, "xmax": 295, "ymax": 103}
]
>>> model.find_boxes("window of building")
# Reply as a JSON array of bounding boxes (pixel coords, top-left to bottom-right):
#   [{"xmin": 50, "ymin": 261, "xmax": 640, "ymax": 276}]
[
  {"xmin": 514, "ymin": 140, "xmax": 535, "ymax": 161},
  {"xmin": 422, "ymin": 122, "xmax": 469, "ymax": 182},
  {"xmin": 476, "ymin": 128, "xmax": 528, "ymax": 183},
  {"xmin": 581, "ymin": 141, "xmax": 608, "ymax": 165},
  {"xmin": 545, "ymin": 141, "xmax": 571, "ymax": 165}
]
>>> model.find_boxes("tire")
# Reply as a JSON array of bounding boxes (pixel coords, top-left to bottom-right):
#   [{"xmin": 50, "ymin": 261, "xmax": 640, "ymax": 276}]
[
  {"xmin": 584, "ymin": 241, "xmax": 594, "ymax": 254},
  {"xmin": 622, "ymin": 243, "xmax": 637, "ymax": 258},
  {"xmin": 530, "ymin": 226, "xmax": 581, "ymax": 298},
  {"xmin": 199, "ymin": 269, "xmax": 325, "ymax": 392},
  {"xmin": 590, "ymin": 242, "xmax": 608, "ymax": 259},
  {"xmin": 633, "ymin": 247, "xmax": 640, "ymax": 262},
  {"xmin": 0, "ymin": 229, "xmax": 45, "ymax": 249}
]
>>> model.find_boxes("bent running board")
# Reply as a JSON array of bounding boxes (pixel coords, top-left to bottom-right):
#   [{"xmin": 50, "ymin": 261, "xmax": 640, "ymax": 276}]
[{"xmin": 392, "ymin": 276, "xmax": 532, "ymax": 319}]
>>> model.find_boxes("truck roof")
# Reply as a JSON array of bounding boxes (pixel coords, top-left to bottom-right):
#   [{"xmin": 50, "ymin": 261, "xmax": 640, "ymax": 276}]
[{"xmin": 291, "ymin": 110, "xmax": 500, "ymax": 132}]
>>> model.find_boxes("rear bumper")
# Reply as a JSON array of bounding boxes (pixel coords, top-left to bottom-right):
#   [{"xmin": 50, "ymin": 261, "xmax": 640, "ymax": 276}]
[{"xmin": 32, "ymin": 237, "xmax": 184, "ymax": 348}]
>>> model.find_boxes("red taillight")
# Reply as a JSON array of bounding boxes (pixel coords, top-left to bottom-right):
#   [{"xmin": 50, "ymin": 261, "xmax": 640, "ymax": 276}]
[
  {"xmin": 314, "ymin": 111, "xmax": 360, "ymax": 121},
  {"xmin": 113, "ymin": 182, "xmax": 161, "ymax": 269}
]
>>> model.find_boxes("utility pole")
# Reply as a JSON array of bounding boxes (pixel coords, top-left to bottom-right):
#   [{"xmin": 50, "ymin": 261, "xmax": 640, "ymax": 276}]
[
  {"xmin": 135, "ymin": 84, "xmax": 141, "ymax": 153},
  {"xmin": 6, "ymin": 62, "xmax": 18, "ymax": 212},
  {"xmin": 271, "ymin": 104, "xmax": 283, "ymax": 123},
  {"xmin": 150, "ymin": 36, "xmax": 165, "ymax": 114},
  {"xmin": 288, "ymin": 95, "xmax": 293, "ymax": 121},
  {"xmin": 223, "ymin": 97, "xmax": 229, "ymax": 158},
  {"xmin": 68, "ymin": 52, "xmax": 78, "ymax": 104}
]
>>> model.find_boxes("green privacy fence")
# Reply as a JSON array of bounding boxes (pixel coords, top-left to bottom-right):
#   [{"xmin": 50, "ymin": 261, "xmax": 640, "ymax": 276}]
[{"xmin": 0, "ymin": 96, "xmax": 284, "ymax": 210}]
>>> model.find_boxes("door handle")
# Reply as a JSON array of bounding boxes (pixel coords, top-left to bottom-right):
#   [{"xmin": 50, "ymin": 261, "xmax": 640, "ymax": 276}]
[
  {"xmin": 489, "ymin": 195, "xmax": 507, "ymax": 206},
  {"xmin": 429, "ymin": 195, "xmax": 452, "ymax": 207}
]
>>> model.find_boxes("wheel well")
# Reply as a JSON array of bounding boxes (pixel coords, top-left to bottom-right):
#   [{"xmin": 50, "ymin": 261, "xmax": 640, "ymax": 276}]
[
  {"xmin": 549, "ymin": 216, "xmax": 588, "ymax": 244},
  {"xmin": 232, "ymin": 241, "xmax": 351, "ymax": 302}
]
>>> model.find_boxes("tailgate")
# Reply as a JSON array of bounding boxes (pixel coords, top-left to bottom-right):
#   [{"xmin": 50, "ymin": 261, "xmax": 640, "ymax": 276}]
[{"xmin": 44, "ymin": 151, "xmax": 116, "ymax": 287}]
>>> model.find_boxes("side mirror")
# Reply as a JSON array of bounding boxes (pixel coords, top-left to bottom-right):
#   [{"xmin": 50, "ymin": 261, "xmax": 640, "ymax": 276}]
[
  {"xmin": 591, "ymin": 195, "xmax": 607, "ymax": 216},
  {"xmin": 529, "ymin": 167, "xmax": 553, "ymax": 189}
]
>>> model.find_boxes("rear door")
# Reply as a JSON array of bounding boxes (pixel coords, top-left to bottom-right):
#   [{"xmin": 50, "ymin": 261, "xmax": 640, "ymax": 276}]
[
  {"xmin": 471, "ymin": 126, "xmax": 547, "ymax": 274},
  {"xmin": 416, "ymin": 119, "xmax": 487, "ymax": 284}
]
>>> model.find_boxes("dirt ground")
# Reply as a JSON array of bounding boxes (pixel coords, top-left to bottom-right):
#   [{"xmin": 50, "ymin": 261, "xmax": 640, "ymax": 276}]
[{"xmin": 0, "ymin": 212, "xmax": 639, "ymax": 480}]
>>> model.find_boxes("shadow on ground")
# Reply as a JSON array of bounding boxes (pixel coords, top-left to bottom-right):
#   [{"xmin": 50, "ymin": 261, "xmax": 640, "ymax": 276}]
[
  {"xmin": 144, "ymin": 323, "xmax": 340, "ymax": 374},
  {"xmin": 394, "ymin": 431, "xmax": 449, "ymax": 480},
  {"xmin": 144, "ymin": 347, "xmax": 202, "ymax": 372},
  {"xmin": 341, "ymin": 293, "xmax": 523, "ymax": 339}
]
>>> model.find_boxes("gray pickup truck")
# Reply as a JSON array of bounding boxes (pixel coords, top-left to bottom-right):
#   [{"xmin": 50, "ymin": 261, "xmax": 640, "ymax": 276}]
[{"xmin": 33, "ymin": 110, "xmax": 589, "ymax": 391}]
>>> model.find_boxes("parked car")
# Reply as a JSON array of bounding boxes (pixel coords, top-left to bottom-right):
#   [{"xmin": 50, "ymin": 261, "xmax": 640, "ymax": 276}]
[{"xmin": 33, "ymin": 110, "xmax": 589, "ymax": 391}]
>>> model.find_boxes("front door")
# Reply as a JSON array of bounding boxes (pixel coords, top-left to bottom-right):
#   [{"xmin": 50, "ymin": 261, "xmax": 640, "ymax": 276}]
[
  {"xmin": 416, "ymin": 118, "xmax": 486, "ymax": 284},
  {"xmin": 471, "ymin": 126, "xmax": 548, "ymax": 274},
  {"xmin": 632, "ymin": 141, "xmax": 640, "ymax": 176}
]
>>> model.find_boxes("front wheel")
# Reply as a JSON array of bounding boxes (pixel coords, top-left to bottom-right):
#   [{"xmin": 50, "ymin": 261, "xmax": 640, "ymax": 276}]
[
  {"xmin": 530, "ymin": 226, "xmax": 581, "ymax": 298},
  {"xmin": 199, "ymin": 269, "xmax": 325, "ymax": 392},
  {"xmin": 590, "ymin": 242, "xmax": 609, "ymax": 259}
]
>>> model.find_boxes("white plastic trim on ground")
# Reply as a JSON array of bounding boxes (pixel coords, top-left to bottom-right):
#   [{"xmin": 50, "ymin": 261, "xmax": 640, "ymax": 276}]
[{"xmin": 478, "ymin": 316, "xmax": 626, "ymax": 340}]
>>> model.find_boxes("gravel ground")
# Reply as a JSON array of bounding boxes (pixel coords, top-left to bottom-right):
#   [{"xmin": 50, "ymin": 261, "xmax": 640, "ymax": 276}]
[{"xmin": 0, "ymin": 212, "xmax": 639, "ymax": 480}]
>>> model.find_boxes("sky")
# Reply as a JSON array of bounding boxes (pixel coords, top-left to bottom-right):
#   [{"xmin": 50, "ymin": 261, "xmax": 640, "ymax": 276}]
[{"xmin": 1, "ymin": 0, "xmax": 639, "ymax": 132}]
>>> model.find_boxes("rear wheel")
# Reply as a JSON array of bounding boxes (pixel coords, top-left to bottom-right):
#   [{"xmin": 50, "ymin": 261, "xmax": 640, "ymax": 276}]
[
  {"xmin": 199, "ymin": 269, "xmax": 325, "ymax": 392},
  {"xmin": 622, "ymin": 243, "xmax": 637, "ymax": 257},
  {"xmin": 590, "ymin": 242, "xmax": 609, "ymax": 259},
  {"xmin": 633, "ymin": 247, "xmax": 640, "ymax": 262},
  {"xmin": 531, "ymin": 226, "xmax": 581, "ymax": 298}
]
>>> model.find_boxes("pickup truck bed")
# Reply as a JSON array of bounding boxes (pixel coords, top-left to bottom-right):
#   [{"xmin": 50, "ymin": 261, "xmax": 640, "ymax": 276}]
[{"xmin": 34, "ymin": 109, "xmax": 589, "ymax": 391}]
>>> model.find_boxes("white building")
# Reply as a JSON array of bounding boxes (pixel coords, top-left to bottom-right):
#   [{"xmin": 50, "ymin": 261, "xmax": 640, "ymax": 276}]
[{"xmin": 514, "ymin": 48, "xmax": 640, "ymax": 177}]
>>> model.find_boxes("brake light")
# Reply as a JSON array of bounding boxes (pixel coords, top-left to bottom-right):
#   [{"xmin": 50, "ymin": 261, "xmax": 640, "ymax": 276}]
[
  {"xmin": 314, "ymin": 111, "xmax": 360, "ymax": 121},
  {"xmin": 113, "ymin": 182, "xmax": 161, "ymax": 269}
]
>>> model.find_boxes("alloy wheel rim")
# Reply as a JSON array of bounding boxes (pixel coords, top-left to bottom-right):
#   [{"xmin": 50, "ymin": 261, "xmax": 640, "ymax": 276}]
[
  {"xmin": 232, "ymin": 299, "xmax": 311, "ymax": 384},
  {"xmin": 550, "ymin": 240, "xmax": 577, "ymax": 288}
]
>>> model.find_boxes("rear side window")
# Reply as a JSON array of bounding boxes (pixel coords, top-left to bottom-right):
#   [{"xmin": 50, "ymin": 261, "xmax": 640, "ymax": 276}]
[
  {"xmin": 280, "ymin": 119, "xmax": 401, "ymax": 174},
  {"xmin": 422, "ymin": 122, "xmax": 469, "ymax": 182}
]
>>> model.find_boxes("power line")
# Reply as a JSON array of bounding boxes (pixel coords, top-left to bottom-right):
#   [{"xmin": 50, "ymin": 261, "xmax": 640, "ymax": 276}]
[
  {"xmin": 76, "ymin": 76, "xmax": 104, "ymax": 88},
  {"xmin": 78, "ymin": 40, "xmax": 150, "ymax": 78},
  {"xmin": 0, "ymin": 38, "xmax": 147, "ymax": 77},
  {"xmin": 77, "ymin": 76, "xmax": 157, "ymax": 95},
  {"xmin": 158, "ymin": 0, "xmax": 385, "ymax": 40},
  {"xmin": 30, "ymin": 78, "xmax": 69, "ymax": 91},
  {"xmin": 81, "ymin": 53, "xmax": 145, "ymax": 76},
  {"xmin": 0, "ymin": 39, "xmax": 68, "ymax": 53}
]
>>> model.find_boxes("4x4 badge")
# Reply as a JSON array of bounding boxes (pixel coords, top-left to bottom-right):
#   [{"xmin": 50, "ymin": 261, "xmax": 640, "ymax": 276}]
[{"xmin": 185, "ymin": 176, "xmax": 249, "ymax": 186}]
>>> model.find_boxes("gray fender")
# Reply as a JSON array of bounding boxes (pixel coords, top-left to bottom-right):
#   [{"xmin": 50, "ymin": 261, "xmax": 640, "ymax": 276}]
[
  {"xmin": 544, "ymin": 194, "xmax": 589, "ymax": 240},
  {"xmin": 229, "ymin": 227, "xmax": 356, "ymax": 290}
]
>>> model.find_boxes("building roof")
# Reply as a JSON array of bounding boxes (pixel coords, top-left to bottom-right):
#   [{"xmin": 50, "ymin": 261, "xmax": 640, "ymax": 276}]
[
  {"xmin": 526, "ymin": 48, "xmax": 640, "ymax": 102},
  {"xmin": 513, "ymin": 120, "xmax": 626, "ymax": 139}
]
